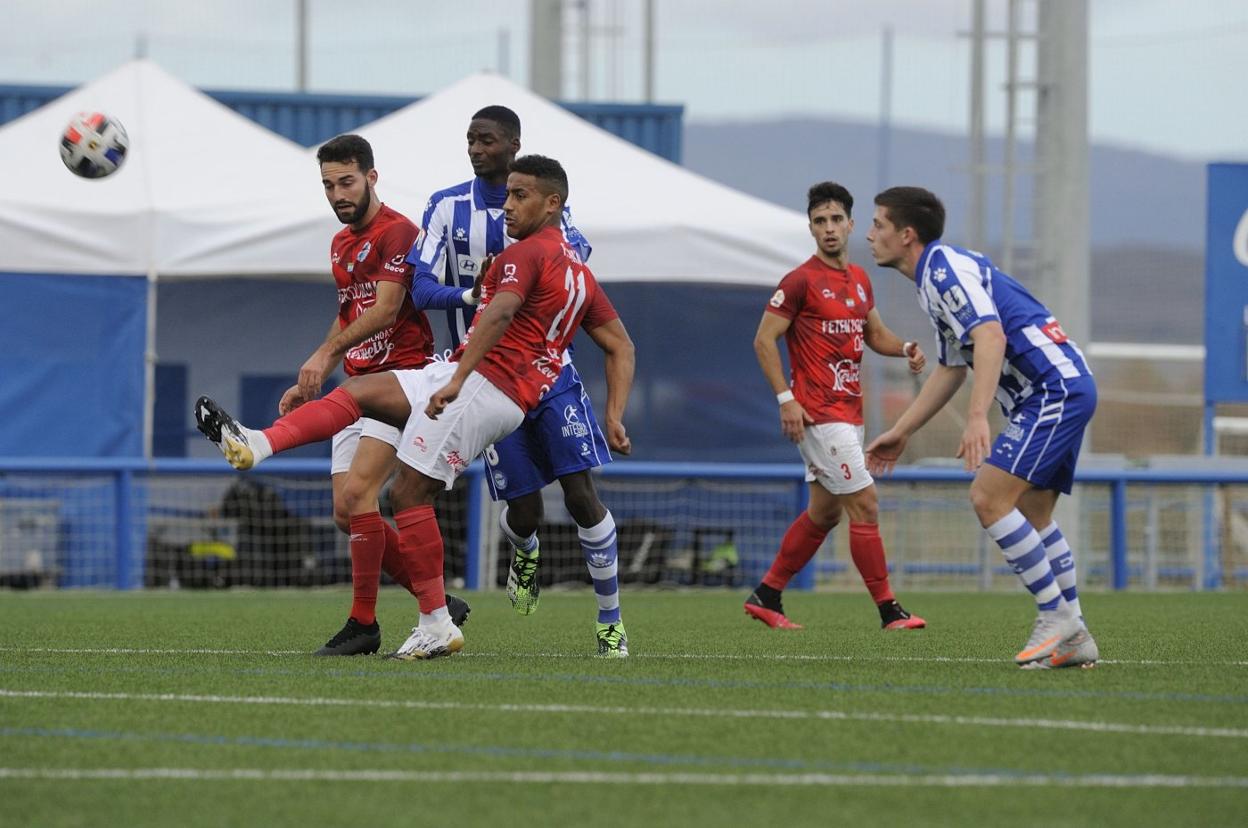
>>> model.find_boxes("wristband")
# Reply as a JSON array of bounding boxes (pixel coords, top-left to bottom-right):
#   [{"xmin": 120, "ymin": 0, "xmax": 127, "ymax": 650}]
[
  {"xmin": 462, "ymin": 288, "xmax": 478, "ymax": 306},
  {"xmin": 776, "ymin": 390, "xmax": 795, "ymax": 405},
  {"xmin": 902, "ymin": 341, "xmax": 916, "ymax": 357}
]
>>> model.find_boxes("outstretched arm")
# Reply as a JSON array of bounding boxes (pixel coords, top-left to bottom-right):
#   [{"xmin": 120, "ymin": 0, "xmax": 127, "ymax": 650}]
[
  {"xmin": 585, "ymin": 317, "xmax": 635, "ymax": 454},
  {"xmin": 865, "ymin": 363, "xmax": 967, "ymax": 475},
  {"xmin": 864, "ymin": 307, "xmax": 925, "ymax": 373},
  {"xmin": 753, "ymin": 311, "xmax": 809, "ymax": 444},
  {"xmin": 425, "ymin": 292, "xmax": 522, "ymax": 418},
  {"xmin": 282, "ymin": 280, "xmax": 407, "ymax": 412}
]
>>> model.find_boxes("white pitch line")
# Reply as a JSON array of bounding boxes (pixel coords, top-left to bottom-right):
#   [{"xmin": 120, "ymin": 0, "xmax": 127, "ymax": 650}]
[
  {"xmin": 0, "ymin": 767, "xmax": 1245, "ymax": 788},
  {"xmin": 3, "ymin": 688, "xmax": 1244, "ymax": 740},
  {"xmin": 2, "ymin": 646, "xmax": 1245, "ymax": 668}
]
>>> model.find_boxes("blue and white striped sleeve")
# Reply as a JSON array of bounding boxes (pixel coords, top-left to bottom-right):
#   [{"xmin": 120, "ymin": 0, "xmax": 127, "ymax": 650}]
[
  {"xmin": 561, "ymin": 205, "xmax": 592, "ymax": 262},
  {"xmin": 405, "ymin": 196, "xmax": 469, "ymax": 309},
  {"xmin": 927, "ymin": 247, "xmax": 998, "ymax": 343}
]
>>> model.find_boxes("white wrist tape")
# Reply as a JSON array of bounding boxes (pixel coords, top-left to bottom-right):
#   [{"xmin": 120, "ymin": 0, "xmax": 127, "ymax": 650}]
[{"xmin": 776, "ymin": 390, "xmax": 795, "ymax": 405}]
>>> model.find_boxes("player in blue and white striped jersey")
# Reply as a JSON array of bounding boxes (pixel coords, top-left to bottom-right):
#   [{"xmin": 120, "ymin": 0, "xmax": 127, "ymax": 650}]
[
  {"xmin": 405, "ymin": 105, "xmax": 633, "ymax": 657},
  {"xmin": 864, "ymin": 186, "xmax": 1098, "ymax": 670}
]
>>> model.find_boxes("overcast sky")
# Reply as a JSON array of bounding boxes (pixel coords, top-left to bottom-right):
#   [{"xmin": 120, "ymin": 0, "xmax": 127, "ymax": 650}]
[{"xmin": 3, "ymin": 0, "xmax": 1246, "ymax": 161}]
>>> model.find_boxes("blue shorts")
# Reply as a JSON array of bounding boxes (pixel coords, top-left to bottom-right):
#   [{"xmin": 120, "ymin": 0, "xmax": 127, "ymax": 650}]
[
  {"xmin": 986, "ymin": 375, "xmax": 1097, "ymax": 495},
  {"xmin": 484, "ymin": 364, "xmax": 612, "ymax": 501}
]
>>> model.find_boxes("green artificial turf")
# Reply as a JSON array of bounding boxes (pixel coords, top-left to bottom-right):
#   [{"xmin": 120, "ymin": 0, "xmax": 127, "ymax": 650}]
[{"xmin": 1, "ymin": 589, "xmax": 1245, "ymax": 827}]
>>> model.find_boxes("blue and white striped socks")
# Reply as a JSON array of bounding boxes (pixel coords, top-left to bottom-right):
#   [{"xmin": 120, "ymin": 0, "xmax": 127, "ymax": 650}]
[
  {"xmin": 1039, "ymin": 520, "xmax": 1082, "ymax": 619},
  {"xmin": 986, "ymin": 510, "xmax": 1066, "ymax": 613},
  {"xmin": 579, "ymin": 512, "xmax": 621, "ymax": 624}
]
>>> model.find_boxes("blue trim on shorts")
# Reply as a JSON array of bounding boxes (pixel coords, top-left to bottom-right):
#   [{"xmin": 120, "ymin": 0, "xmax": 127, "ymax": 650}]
[
  {"xmin": 484, "ymin": 364, "xmax": 611, "ymax": 501},
  {"xmin": 986, "ymin": 375, "xmax": 1097, "ymax": 494}
]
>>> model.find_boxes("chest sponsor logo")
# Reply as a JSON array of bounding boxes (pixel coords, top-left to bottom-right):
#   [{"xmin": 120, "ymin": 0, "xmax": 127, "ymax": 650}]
[
  {"xmin": 458, "ymin": 255, "xmax": 477, "ymax": 274},
  {"xmin": 829, "ymin": 359, "xmax": 862, "ymax": 396}
]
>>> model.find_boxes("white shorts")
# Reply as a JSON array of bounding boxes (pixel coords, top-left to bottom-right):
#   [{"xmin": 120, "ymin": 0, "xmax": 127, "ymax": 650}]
[
  {"xmin": 329, "ymin": 417, "xmax": 402, "ymax": 475},
  {"xmin": 798, "ymin": 422, "xmax": 874, "ymax": 496},
  {"xmin": 393, "ymin": 361, "xmax": 525, "ymax": 490}
]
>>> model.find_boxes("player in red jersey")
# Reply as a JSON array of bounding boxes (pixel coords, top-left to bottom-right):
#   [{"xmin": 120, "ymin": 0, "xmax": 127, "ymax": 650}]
[
  {"xmin": 195, "ymin": 155, "xmax": 632, "ymax": 660},
  {"xmin": 746, "ymin": 182, "xmax": 928, "ymax": 631},
  {"xmin": 278, "ymin": 134, "xmax": 472, "ymax": 656}
]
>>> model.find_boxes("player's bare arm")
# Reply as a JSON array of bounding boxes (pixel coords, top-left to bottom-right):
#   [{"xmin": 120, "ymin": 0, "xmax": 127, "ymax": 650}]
[
  {"xmin": 754, "ymin": 311, "xmax": 810, "ymax": 444},
  {"xmin": 958, "ymin": 321, "xmax": 1007, "ymax": 472},
  {"xmin": 866, "ymin": 364, "xmax": 967, "ymax": 475},
  {"xmin": 864, "ymin": 307, "xmax": 926, "ymax": 373},
  {"xmin": 585, "ymin": 317, "xmax": 635, "ymax": 455},
  {"xmin": 294, "ymin": 280, "xmax": 406, "ymax": 403},
  {"xmin": 426, "ymin": 291, "xmax": 523, "ymax": 419}
]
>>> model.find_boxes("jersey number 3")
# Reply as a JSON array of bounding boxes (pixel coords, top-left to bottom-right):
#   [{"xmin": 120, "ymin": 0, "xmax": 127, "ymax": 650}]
[{"xmin": 546, "ymin": 265, "xmax": 588, "ymax": 342}]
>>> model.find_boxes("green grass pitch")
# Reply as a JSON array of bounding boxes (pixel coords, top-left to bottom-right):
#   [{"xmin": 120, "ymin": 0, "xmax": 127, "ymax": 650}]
[{"xmin": 1, "ymin": 589, "xmax": 1246, "ymax": 827}]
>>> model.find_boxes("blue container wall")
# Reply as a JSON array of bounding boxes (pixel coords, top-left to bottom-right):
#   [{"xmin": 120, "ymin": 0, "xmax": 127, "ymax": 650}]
[{"xmin": 0, "ymin": 84, "xmax": 682, "ymax": 162}]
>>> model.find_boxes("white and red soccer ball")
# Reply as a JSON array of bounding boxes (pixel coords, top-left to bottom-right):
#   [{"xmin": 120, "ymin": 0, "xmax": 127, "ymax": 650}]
[{"xmin": 60, "ymin": 112, "xmax": 129, "ymax": 179}]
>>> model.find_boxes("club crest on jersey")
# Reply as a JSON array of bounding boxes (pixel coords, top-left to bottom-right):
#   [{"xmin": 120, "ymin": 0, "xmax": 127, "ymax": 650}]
[
  {"xmin": 856, "ymin": 284, "xmax": 868, "ymax": 303},
  {"xmin": 769, "ymin": 289, "xmax": 785, "ymax": 308},
  {"xmin": 356, "ymin": 241, "xmax": 372, "ymax": 263}
]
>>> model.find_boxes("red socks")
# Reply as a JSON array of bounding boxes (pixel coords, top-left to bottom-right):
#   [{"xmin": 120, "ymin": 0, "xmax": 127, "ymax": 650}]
[
  {"xmin": 849, "ymin": 522, "xmax": 895, "ymax": 604},
  {"xmin": 263, "ymin": 387, "xmax": 362, "ymax": 454},
  {"xmin": 379, "ymin": 520, "xmax": 415, "ymax": 594},
  {"xmin": 762, "ymin": 512, "xmax": 829, "ymax": 591},
  {"xmin": 347, "ymin": 512, "xmax": 386, "ymax": 625},
  {"xmin": 394, "ymin": 505, "xmax": 446, "ymax": 615}
]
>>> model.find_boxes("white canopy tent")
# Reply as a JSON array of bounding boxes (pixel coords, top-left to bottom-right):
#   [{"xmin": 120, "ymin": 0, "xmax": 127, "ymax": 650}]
[
  {"xmin": 327, "ymin": 71, "xmax": 812, "ymax": 286},
  {"xmin": 0, "ymin": 60, "xmax": 338, "ymax": 456},
  {"xmin": 0, "ymin": 59, "xmax": 335, "ymax": 279}
]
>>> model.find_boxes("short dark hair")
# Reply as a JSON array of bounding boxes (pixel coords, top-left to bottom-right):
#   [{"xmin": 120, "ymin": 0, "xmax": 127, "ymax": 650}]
[
  {"xmin": 472, "ymin": 105, "xmax": 521, "ymax": 139},
  {"xmin": 509, "ymin": 154, "xmax": 568, "ymax": 204},
  {"xmin": 873, "ymin": 186, "xmax": 945, "ymax": 244},
  {"xmin": 807, "ymin": 181, "xmax": 853, "ymax": 217},
  {"xmin": 317, "ymin": 134, "xmax": 374, "ymax": 172}
]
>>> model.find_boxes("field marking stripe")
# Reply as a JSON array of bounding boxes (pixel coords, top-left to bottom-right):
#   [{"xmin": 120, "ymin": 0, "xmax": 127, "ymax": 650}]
[
  {"xmin": 0, "ymin": 767, "xmax": 1244, "ymax": 788},
  {"xmin": 2, "ymin": 647, "xmax": 1244, "ymax": 668},
  {"xmin": 4, "ymin": 688, "xmax": 1244, "ymax": 740}
]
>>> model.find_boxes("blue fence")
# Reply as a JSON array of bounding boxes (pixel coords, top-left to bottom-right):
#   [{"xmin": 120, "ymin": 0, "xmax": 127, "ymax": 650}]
[{"xmin": 2, "ymin": 459, "xmax": 1245, "ymax": 592}]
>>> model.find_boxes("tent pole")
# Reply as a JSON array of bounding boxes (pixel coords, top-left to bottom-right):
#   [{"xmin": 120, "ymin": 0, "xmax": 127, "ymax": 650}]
[{"xmin": 143, "ymin": 268, "xmax": 157, "ymax": 459}]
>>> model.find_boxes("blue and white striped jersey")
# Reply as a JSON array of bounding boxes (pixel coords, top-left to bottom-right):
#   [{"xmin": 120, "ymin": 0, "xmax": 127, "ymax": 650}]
[
  {"xmin": 915, "ymin": 241, "xmax": 1092, "ymax": 416},
  {"xmin": 405, "ymin": 176, "xmax": 591, "ymax": 350}
]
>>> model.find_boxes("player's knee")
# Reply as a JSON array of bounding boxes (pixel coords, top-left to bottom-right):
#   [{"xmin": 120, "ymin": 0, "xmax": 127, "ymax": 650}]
[
  {"xmin": 388, "ymin": 468, "xmax": 438, "ymax": 512},
  {"xmin": 332, "ymin": 503, "xmax": 351, "ymax": 534},
  {"xmin": 968, "ymin": 481, "xmax": 1006, "ymax": 525},
  {"xmin": 339, "ymin": 481, "xmax": 379, "ymax": 518},
  {"xmin": 807, "ymin": 504, "xmax": 841, "ymax": 530}
]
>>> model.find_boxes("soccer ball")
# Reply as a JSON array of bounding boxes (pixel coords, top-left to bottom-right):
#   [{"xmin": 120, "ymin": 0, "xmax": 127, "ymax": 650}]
[{"xmin": 59, "ymin": 112, "xmax": 129, "ymax": 179}]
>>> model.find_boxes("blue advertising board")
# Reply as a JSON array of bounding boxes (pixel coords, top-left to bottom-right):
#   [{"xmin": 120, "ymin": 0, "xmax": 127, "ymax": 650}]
[{"xmin": 1205, "ymin": 164, "xmax": 1248, "ymax": 404}]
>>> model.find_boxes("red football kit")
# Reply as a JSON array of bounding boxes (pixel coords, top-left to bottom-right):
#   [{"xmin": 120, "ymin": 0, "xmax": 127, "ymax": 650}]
[
  {"xmin": 765, "ymin": 256, "xmax": 875, "ymax": 426},
  {"xmin": 330, "ymin": 203, "xmax": 434, "ymax": 375},
  {"xmin": 456, "ymin": 225, "xmax": 617, "ymax": 411}
]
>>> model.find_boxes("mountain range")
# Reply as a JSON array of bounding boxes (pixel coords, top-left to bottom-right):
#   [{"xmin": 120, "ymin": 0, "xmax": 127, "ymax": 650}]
[{"xmin": 683, "ymin": 118, "xmax": 1207, "ymax": 343}]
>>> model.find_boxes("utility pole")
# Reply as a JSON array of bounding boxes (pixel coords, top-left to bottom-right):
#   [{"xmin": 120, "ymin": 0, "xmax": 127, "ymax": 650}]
[
  {"xmin": 642, "ymin": 0, "xmax": 655, "ymax": 102},
  {"xmin": 530, "ymin": 0, "xmax": 564, "ymax": 98},
  {"xmin": 295, "ymin": 0, "xmax": 308, "ymax": 91},
  {"xmin": 967, "ymin": 0, "xmax": 986, "ymax": 251}
]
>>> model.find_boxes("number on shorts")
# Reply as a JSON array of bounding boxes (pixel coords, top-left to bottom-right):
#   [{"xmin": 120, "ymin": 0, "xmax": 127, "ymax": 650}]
[
  {"xmin": 484, "ymin": 444, "xmax": 500, "ymax": 465},
  {"xmin": 841, "ymin": 463, "xmax": 852, "ymax": 480}
]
